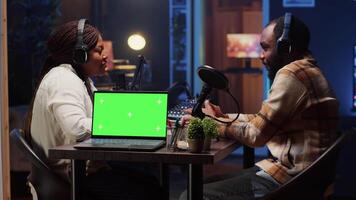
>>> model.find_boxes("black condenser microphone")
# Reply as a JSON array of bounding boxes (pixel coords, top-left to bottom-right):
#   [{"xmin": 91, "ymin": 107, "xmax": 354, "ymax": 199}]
[
  {"xmin": 192, "ymin": 65, "xmax": 240, "ymax": 123},
  {"xmin": 191, "ymin": 65, "xmax": 229, "ymax": 119},
  {"xmin": 130, "ymin": 55, "xmax": 147, "ymax": 90}
]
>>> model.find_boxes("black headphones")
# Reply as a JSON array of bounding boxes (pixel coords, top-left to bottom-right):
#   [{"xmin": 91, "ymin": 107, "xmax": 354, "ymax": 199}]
[
  {"xmin": 73, "ymin": 19, "xmax": 89, "ymax": 64},
  {"xmin": 277, "ymin": 12, "xmax": 292, "ymax": 55}
]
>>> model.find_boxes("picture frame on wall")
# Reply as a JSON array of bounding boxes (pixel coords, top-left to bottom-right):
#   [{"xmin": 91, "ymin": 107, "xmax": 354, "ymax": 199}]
[
  {"xmin": 283, "ymin": 0, "xmax": 315, "ymax": 8},
  {"xmin": 173, "ymin": 0, "xmax": 186, "ymax": 6}
]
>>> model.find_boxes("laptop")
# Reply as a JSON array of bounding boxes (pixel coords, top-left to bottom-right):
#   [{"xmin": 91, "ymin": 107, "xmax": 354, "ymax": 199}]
[{"xmin": 74, "ymin": 91, "xmax": 168, "ymax": 151}]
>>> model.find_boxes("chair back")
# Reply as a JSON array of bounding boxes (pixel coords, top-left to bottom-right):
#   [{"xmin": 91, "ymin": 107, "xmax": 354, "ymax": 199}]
[
  {"xmin": 260, "ymin": 131, "xmax": 349, "ymax": 200},
  {"xmin": 10, "ymin": 128, "xmax": 70, "ymax": 200}
]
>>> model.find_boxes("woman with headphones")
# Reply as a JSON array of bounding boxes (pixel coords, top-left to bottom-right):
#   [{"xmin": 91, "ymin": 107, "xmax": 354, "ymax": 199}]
[{"xmin": 25, "ymin": 20, "xmax": 163, "ymax": 200}]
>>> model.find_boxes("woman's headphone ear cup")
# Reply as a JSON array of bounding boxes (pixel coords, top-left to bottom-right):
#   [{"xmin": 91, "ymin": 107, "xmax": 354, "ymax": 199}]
[
  {"xmin": 73, "ymin": 46, "xmax": 88, "ymax": 64},
  {"xmin": 73, "ymin": 19, "xmax": 89, "ymax": 64}
]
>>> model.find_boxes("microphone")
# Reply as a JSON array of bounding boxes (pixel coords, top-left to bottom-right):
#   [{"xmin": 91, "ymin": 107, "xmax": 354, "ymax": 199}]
[
  {"xmin": 197, "ymin": 65, "xmax": 229, "ymax": 90},
  {"xmin": 130, "ymin": 55, "xmax": 147, "ymax": 90},
  {"xmin": 191, "ymin": 65, "xmax": 240, "ymax": 124},
  {"xmin": 191, "ymin": 65, "xmax": 229, "ymax": 119}
]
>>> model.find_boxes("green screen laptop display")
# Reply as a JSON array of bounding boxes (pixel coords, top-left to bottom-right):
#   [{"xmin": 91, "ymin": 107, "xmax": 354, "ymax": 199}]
[{"xmin": 92, "ymin": 92, "xmax": 168, "ymax": 137}]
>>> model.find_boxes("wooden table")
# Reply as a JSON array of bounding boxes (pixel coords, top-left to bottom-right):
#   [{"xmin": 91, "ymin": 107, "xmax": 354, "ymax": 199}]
[{"xmin": 49, "ymin": 139, "xmax": 240, "ymax": 200}]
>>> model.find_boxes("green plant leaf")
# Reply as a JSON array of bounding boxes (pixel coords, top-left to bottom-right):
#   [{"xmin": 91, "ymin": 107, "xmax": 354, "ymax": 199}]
[
  {"xmin": 187, "ymin": 118, "xmax": 204, "ymax": 139},
  {"xmin": 202, "ymin": 117, "xmax": 218, "ymax": 138}
]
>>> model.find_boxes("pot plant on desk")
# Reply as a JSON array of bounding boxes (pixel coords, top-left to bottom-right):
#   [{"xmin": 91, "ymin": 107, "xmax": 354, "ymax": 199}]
[
  {"xmin": 187, "ymin": 118, "xmax": 205, "ymax": 153},
  {"xmin": 202, "ymin": 117, "xmax": 218, "ymax": 151}
]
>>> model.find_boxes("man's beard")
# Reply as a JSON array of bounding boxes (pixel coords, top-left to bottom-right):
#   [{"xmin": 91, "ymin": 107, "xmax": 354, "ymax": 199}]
[
  {"xmin": 267, "ymin": 69, "xmax": 276, "ymax": 82},
  {"xmin": 267, "ymin": 66, "xmax": 280, "ymax": 82},
  {"xmin": 266, "ymin": 55, "xmax": 285, "ymax": 82}
]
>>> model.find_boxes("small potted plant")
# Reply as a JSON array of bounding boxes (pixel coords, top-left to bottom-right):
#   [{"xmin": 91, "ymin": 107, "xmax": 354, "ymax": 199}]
[
  {"xmin": 202, "ymin": 117, "xmax": 218, "ymax": 151},
  {"xmin": 187, "ymin": 117, "xmax": 205, "ymax": 153}
]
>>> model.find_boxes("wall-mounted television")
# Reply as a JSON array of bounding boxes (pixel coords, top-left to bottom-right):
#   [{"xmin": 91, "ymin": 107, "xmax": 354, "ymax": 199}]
[{"xmin": 226, "ymin": 33, "xmax": 261, "ymax": 58}]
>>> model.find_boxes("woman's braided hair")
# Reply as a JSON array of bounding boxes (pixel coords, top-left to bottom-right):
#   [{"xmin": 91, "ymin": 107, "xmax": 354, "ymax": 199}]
[{"xmin": 24, "ymin": 20, "xmax": 100, "ymax": 144}]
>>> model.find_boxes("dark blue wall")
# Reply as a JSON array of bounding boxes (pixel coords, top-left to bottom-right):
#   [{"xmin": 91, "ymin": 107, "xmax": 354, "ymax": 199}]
[
  {"xmin": 100, "ymin": 0, "xmax": 169, "ymax": 90},
  {"xmin": 270, "ymin": 0, "xmax": 356, "ymax": 117}
]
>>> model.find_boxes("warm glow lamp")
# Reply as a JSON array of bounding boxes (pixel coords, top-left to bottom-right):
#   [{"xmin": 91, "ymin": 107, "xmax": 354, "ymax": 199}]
[{"xmin": 127, "ymin": 34, "xmax": 146, "ymax": 51}]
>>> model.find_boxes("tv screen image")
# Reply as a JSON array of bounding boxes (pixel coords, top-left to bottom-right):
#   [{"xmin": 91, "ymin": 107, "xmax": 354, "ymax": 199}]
[{"xmin": 227, "ymin": 34, "xmax": 261, "ymax": 58}]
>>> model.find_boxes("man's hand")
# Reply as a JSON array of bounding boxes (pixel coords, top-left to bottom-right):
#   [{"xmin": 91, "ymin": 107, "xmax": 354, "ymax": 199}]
[
  {"xmin": 202, "ymin": 100, "xmax": 228, "ymax": 118},
  {"xmin": 180, "ymin": 114, "xmax": 193, "ymax": 127},
  {"xmin": 180, "ymin": 100, "xmax": 228, "ymax": 126}
]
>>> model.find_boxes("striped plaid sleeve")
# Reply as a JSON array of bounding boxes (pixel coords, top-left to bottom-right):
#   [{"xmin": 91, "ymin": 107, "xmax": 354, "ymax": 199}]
[
  {"xmin": 227, "ymin": 113, "xmax": 257, "ymax": 122},
  {"xmin": 221, "ymin": 70, "xmax": 309, "ymax": 147}
]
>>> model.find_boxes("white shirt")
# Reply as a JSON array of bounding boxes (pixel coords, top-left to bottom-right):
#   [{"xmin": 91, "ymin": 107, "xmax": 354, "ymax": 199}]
[{"xmin": 31, "ymin": 64, "xmax": 95, "ymax": 180}]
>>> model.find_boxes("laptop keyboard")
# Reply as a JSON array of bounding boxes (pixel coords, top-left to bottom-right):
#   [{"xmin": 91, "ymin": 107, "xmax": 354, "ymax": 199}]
[{"xmin": 87, "ymin": 138, "xmax": 163, "ymax": 146}]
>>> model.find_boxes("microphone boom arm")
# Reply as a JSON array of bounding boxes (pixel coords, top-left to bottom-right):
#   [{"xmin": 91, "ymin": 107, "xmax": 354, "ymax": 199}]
[
  {"xmin": 129, "ymin": 55, "xmax": 146, "ymax": 90},
  {"xmin": 191, "ymin": 83, "xmax": 212, "ymax": 119}
]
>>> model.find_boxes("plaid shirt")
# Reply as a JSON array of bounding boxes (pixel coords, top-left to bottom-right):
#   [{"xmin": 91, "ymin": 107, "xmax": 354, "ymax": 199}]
[{"xmin": 220, "ymin": 54, "xmax": 339, "ymax": 184}]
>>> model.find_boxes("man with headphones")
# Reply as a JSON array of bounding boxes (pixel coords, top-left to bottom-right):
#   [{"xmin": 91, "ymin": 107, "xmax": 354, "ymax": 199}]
[{"xmin": 180, "ymin": 13, "xmax": 339, "ymax": 200}]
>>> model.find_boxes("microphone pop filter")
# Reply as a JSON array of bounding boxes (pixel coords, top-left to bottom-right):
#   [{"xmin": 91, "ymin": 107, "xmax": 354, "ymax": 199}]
[{"xmin": 198, "ymin": 65, "xmax": 228, "ymax": 90}]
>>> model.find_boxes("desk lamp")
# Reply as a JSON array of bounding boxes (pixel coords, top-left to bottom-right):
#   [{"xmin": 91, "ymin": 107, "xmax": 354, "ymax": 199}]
[{"xmin": 127, "ymin": 33, "xmax": 147, "ymax": 90}]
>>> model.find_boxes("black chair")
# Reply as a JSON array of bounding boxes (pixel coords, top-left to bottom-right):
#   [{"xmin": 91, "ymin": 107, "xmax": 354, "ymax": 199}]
[
  {"xmin": 256, "ymin": 131, "xmax": 349, "ymax": 200},
  {"xmin": 10, "ymin": 128, "xmax": 70, "ymax": 200},
  {"xmin": 215, "ymin": 131, "xmax": 349, "ymax": 200}
]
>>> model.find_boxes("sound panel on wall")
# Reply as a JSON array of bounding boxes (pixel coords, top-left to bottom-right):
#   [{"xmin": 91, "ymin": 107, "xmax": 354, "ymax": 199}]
[{"xmin": 353, "ymin": 45, "xmax": 356, "ymax": 110}]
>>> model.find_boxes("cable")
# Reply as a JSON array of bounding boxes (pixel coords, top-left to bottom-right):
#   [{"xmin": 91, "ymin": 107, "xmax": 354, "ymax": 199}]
[{"xmin": 205, "ymin": 89, "xmax": 240, "ymax": 124}]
